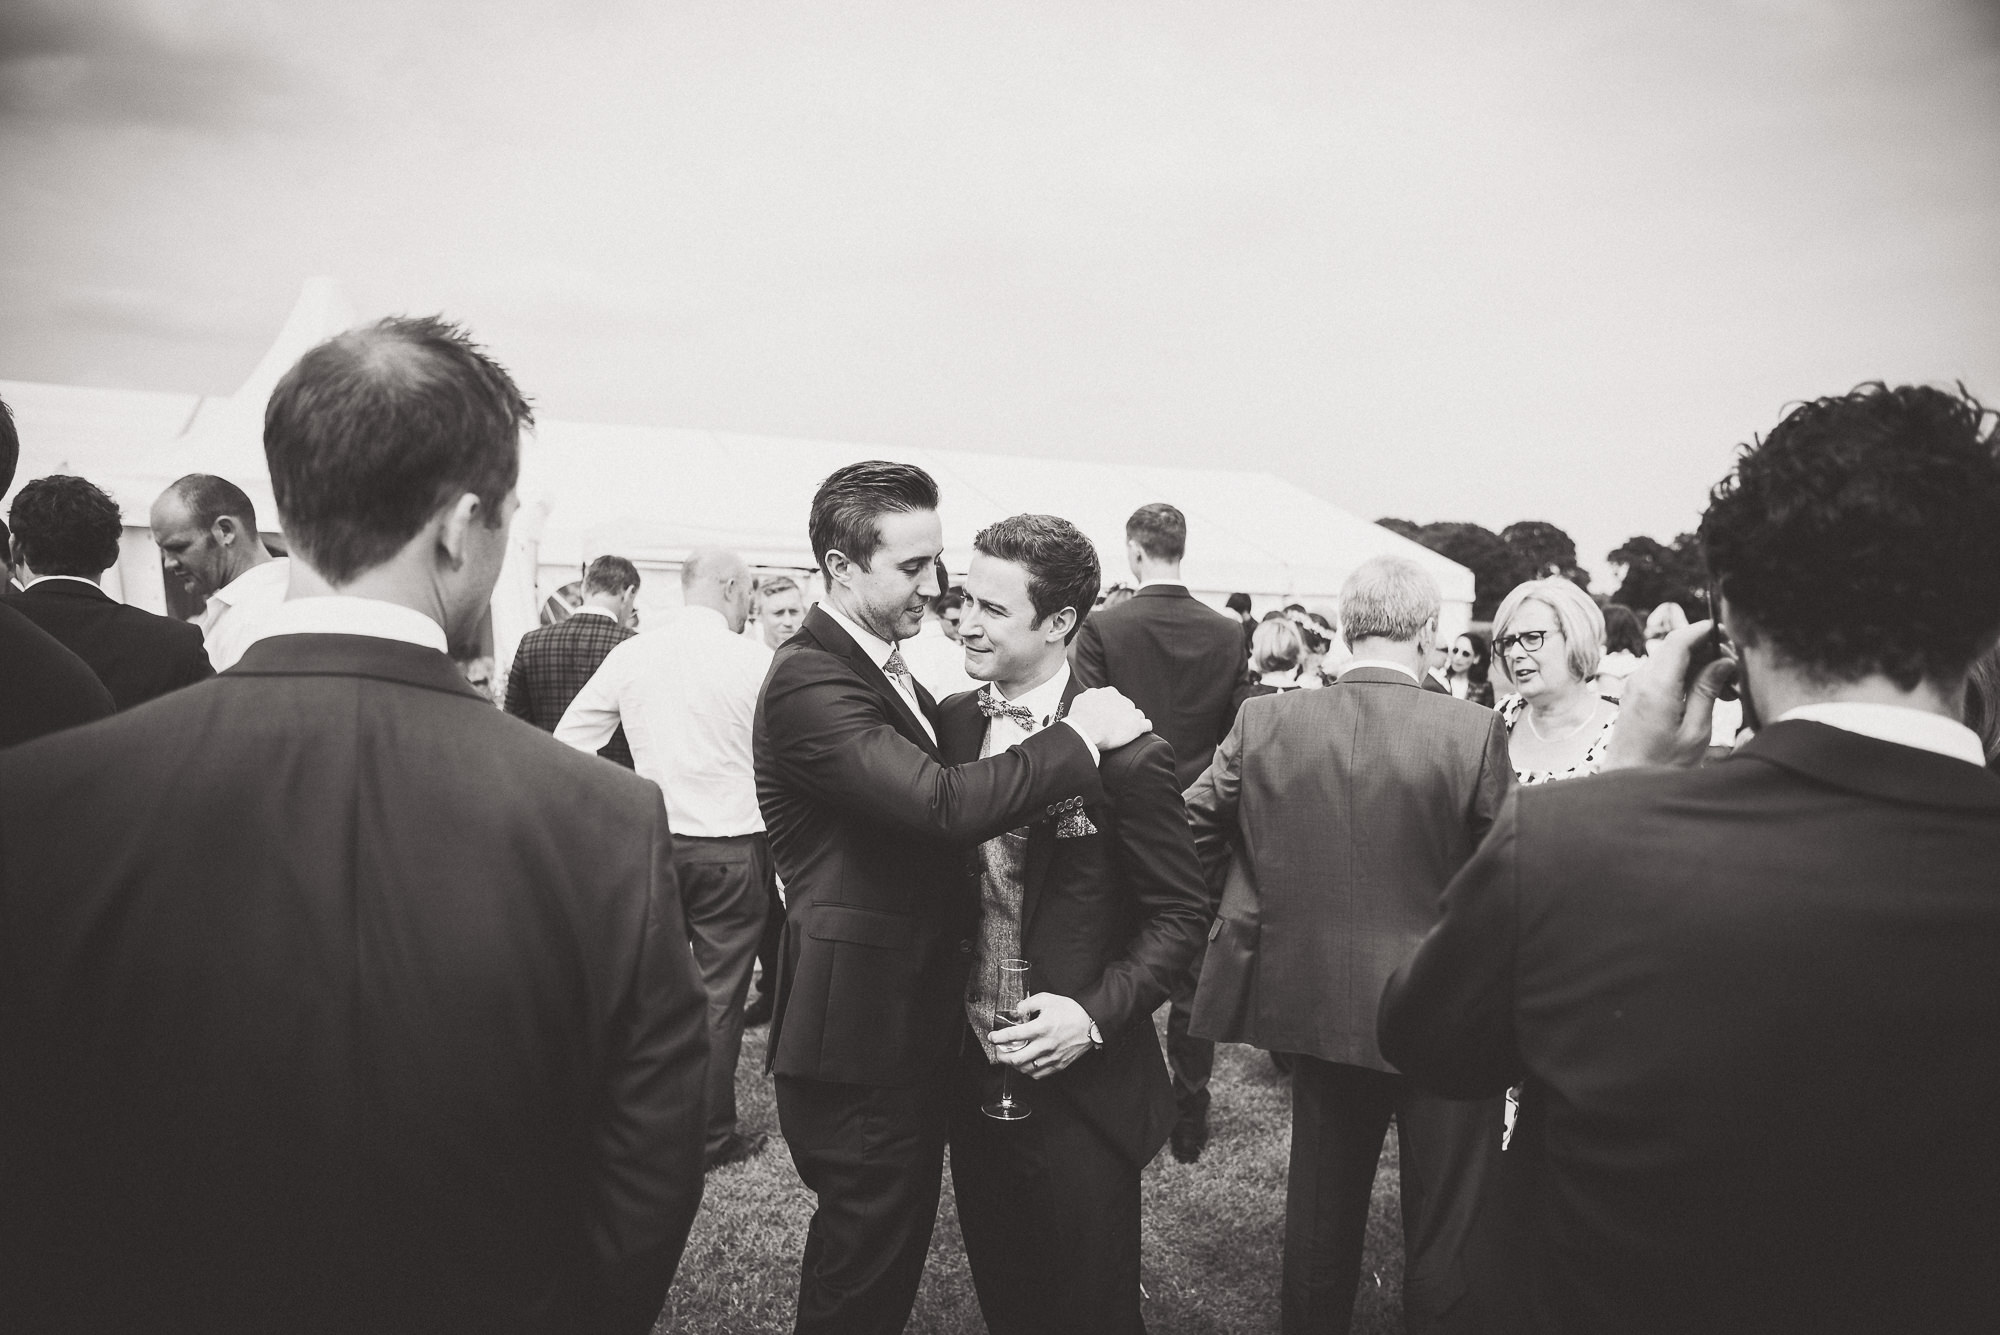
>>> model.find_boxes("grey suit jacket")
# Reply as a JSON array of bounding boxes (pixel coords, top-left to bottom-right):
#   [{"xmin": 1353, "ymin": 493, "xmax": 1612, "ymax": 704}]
[{"xmin": 1185, "ymin": 667, "xmax": 1512, "ymax": 1070}]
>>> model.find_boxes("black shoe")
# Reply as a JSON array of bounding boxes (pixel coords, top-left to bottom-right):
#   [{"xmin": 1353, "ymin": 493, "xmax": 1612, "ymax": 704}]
[
  {"xmin": 704, "ymin": 1130, "xmax": 769, "ymax": 1172},
  {"xmin": 742, "ymin": 993, "xmax": 774, "ymax": 1028},
  {"xmin": 1169, "ymin": 1116, "xmax": 1210, "ymax": 1164}
]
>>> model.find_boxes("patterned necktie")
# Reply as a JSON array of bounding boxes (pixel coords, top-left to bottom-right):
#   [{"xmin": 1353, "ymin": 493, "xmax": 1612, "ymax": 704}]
[
  {"xmin": 882, "ymin": 647, "xmax": 914, "ymax": 687},
  {"xmin": 977, "ymin": 687, "xmax": 1041, "ymax": 732}
]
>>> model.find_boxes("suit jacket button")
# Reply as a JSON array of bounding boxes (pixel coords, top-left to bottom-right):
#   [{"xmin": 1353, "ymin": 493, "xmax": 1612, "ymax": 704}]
[{"xmin": 958, "ymin": 940, "xmax": 972, "ymax": 954}]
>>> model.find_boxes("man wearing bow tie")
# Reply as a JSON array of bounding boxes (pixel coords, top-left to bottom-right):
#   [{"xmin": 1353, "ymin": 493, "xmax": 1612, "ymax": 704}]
[
  {"xmin": 755, "ymin": 464, "xmax": 1152, "ymax": 1335},
  {"xmin": 939, "ymin": 513, "xmax": 1210, "ymax": 1335}
]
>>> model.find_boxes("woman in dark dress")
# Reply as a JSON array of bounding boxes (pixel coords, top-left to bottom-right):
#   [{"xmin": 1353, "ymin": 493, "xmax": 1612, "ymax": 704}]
[{"xmin": 1442, "ymin": 631, "xmax": 1495, "ymax": 706}]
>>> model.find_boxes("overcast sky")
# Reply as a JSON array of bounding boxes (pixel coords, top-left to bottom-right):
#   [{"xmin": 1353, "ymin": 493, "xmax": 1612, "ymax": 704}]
[{"xmin": 4, "ymin": 0, "xmax": 1997, "ymax": 583}]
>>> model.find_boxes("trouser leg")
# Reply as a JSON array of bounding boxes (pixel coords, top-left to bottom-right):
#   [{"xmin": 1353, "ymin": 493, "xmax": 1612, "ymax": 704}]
[
  {"xmin": 948, "ymin": 1034, "xmax": 1148, "ymax": 1335},
  {"xmin": 775, "ymin": 1074, "xmax": 950, "ymax": 1335},
  {"xmin": 671, "ymin": 832, "xmax": 770, "ymax": 1155},
  {"xmin": 1166, "ymin": 935, "xmax": 1214, "ymax": 1127},
  {"xmin": 1282, "ymin": 1058, "xmax": 1399, "ymax": 1335},
  {"xmin": 1396, "ymin": 1087, "xmax": 1511, "ymax": 1335}
]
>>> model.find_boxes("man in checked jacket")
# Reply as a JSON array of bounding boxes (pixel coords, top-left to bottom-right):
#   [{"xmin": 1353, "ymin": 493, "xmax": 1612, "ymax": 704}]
[{"xmin": 505, "ymin": 555, "xmax": 641, "ymax": 766}]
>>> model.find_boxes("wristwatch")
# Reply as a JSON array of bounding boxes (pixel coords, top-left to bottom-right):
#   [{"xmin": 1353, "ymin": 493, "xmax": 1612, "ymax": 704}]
[{"xmin": 1087, "ymin": 1020, "xmax": 1104, "ymax": 1049}]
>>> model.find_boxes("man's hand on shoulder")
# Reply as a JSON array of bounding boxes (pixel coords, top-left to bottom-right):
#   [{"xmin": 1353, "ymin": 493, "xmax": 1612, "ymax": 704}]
[
  {"xmin": 1603, "ymin": 619, "xmax": 1737, "ymax": 771},
  {"xmin": 1065, "ymin": 686, "xmax": 1149, "ymax": 753}
]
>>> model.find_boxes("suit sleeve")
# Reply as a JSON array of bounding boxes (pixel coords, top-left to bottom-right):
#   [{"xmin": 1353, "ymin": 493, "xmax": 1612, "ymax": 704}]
[
  {"xmin": 761, "ymin": 649, "xmax": 1103, "ymax": 844},
  {"xmin": 1076, "ymin": 739, "xmax": 1211, "ymax": 1036},
  {"xmin": 1467, "ymin": 712, "xmax": 1515, "ymax": 846},
  {"xmin": 1182, "ymin": 708, "xmax": 1246, "ymax": 901},
  {"xmin": 1071, "ymin": 614, "xmax": 1109, "ymax": 689},
  {"xmin": 502, "ymin": 647, "xmax": 533, "ymax": 722},
  {"xmin": 586, "ymin": 800, "xmax": 709, "ymax": 1335},
  {"xmin": 175, "ymin": 623, "xmax": 216, "ymax": 690},
  {"xmin": 1377, "ymin": 788, "xmax": 1525, "ymax": 1099}
]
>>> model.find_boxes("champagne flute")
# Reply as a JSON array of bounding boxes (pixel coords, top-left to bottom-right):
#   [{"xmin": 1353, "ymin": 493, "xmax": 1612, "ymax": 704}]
[{"xmin": 982, "ymin": 958, "xmax": 1033, "ymax": 1122}]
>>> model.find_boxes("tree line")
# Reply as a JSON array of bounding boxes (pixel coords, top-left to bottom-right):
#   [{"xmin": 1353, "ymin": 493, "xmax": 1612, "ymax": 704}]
[{"xmin": 1375, "ymin": 519, "xmax": 1708, "ymax": 622}]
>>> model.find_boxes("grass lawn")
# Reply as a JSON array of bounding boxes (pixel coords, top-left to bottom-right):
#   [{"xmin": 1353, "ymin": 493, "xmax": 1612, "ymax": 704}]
[{"xmin": 658, "ymin": 1014, "xmax": 1405, "ymax": 1334}]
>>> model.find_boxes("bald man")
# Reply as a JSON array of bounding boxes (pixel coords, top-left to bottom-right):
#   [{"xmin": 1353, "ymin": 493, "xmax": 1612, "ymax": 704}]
[{"xmin": 558, "ymin": 547, "xmax": 774, "ymax": 1168}]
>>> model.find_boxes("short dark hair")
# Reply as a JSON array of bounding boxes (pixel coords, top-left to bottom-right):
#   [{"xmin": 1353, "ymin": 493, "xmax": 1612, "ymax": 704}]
[
  {"xmin": 1225, "ymin": 591, "xmax": 1252, "ymax": 616},
  {"xmin": 265, "ymin": 316, "xmax": 531, "ymax": 584},
  {"xmin": 1601, "ymin": 603, "xmax": 1646, "ymax": 657},
  {"xmin": 1125, "ymin": 503, "xmax": 1186, "ymax": 562},
  {"xmin": 583, "ymin": 554, "xmax": 640, "ymax": 596},
  {"xmin": 808, "ymin": 461, "xmax": 939, "ymax": 571},
  {"xmin": 9, "ymin": 475, "xmax": 123, "ymax": 577},
  {"xmin": 972, "ymin": 514, "xmax": 1101, "ymax": 644},
  {"xmin": 167, "ymin": 473, "xmax": 259, "ymax": 535},
  {"xmin": 1700, "ymin": 383, "xmax": 2000, "ymax": 689},
  {"xmin": 0, "ymin": 392, "xmax": 18, "ymax": 495}
]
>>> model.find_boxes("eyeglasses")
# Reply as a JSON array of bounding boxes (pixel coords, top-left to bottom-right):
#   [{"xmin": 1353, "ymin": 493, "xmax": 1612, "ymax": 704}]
[
  {"xmin": 1446, "ymin": 647, "xmax": 1474, "ymax": 659},
  {"xmin": 1494, "ymin": 629, "xmax": 1554, "ymax": 655}
]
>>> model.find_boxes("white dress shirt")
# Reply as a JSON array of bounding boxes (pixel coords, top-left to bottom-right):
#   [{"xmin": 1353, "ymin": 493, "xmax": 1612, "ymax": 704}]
[
  {"xmin": 23, "ymin": 574, "xmax": 104, "ymax": 594},
  {"xmin": 239, "ymin": 594, "xmax": 449, "ymax": 653},
  {"xmin": 1777, "ymin": 701, "xmax": 1985, "ymax": 768},
  {"xmin": 555, "ymin": 605, "xmax": 768, "ymax": 836},
  {"xmin": 980, "ymin": 664, "xmax": 1073, "ymax": 755},
  {"xmin": 1339, "ymin": 658, "xmax": 1420, "ymax": 683},
  {"xmin": 200, "ymin": 557, "xmax": 293, "ymax": 670}
]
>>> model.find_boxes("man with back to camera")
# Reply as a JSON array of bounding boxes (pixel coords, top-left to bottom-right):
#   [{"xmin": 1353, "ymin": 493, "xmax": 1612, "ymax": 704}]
[
  {"xmin": 5, "ymin": 473, "xmax": 213, "ymax": 709},
  {"xmin": 1071, "ymin": 500, "xmax": 1245, "ymax": 1162},
  {"xmin": 507, "ymin": 553, "xmax": 642, "ymax": 767},
  {"xmin": 1380, "ymin": 383, "xmax": 2000, "ymax": 1334},
  {"xmin": 940, "ymin": 513, "xmax": 1209, "ymax": 1335},
  {"xmin": 0, "ymin": 316, "xmax": 710, "ymax": 1335},
  {"xmin": 149, "ymin": 472, "xmax": 290, "ymax": 671},
  {"xmin": 1187, "ymin": 555, "xmax": 1513, "ymax": 1335},
  {"xmin": 557, "ymin": 545, "xmax": 775, "ymax": 1170},
  {"xmin": 0, "ymin": 393, "xmax": 115, "ymax": 746},
  {"xmin": 754, "ymin": 460, "xmax": 1150, "ymax": 1335}
]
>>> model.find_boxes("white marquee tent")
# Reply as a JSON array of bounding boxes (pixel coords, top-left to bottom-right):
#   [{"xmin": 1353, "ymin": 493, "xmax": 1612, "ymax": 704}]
[{"xmin": 3, "ymin": 280, "xmax": 1473, "ymax": 674}]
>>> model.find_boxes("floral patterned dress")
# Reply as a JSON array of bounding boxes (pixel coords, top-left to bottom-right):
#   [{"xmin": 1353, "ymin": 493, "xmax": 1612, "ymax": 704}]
[{"xmin": 1496, "ymin": 694, "xmax": 1618, "ymax": 785}]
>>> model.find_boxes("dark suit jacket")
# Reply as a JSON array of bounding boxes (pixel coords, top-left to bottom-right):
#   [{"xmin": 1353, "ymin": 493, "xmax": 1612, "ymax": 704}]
[
  {"xmin": 938, "ymin": 677, "xmax": 1210, "ymax": 1166},
  {"xmin": 1072, "ymin": 583, "xmax": 1245, "ymax": 788},
  {"xmin": 505, "ymin": 611, "xmax": 636, "ymax": 767},
  {"xmin": 1379, "ymin": 720, "xmax": 2000, "ymax": 1334},
  {"xmin": 0, "ymin": 601, "xmax": 114, "ymax": 748},
  {"xmin": 1186, "ymin": 668, "xmax": 1512, "ymax": 1070},
  {"xmin": 755, "ymin": 606, "xmax": 1103, "ymax": 1088},
  {"xmin": 0, "ymin": 633, "xmax": 709, "ymax": 1335},
  {"xmin": 3, "ymin": 578, "xmax": 211, "ymax": 710}
]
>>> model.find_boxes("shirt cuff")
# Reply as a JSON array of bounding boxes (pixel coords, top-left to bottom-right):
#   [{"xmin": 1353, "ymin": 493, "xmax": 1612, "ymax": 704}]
[{"xmin": 1058, "ymin": 717, "xmax": 1100, "ymax": 766}]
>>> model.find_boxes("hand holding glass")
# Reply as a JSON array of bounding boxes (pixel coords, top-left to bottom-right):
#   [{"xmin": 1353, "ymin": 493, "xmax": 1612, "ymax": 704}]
[{"xmin": 982, "ymin": 958, "xmax": 1032, "ymax": 1122}]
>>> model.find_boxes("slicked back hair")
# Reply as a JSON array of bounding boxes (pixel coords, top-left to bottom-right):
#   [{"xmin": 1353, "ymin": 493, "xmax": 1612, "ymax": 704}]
[
  {"xmin": 168, "ymin": 473, "xmax": 259, "ymax": 536},
  {"xmin": 972, "ymin": 513, "xmax": 1100, "ymax": 644},
  {"xmin": 1125, "ymin": 502, "xmax": 1186, "ymax": 562},
  {"xmin": 264, "ymin": 316, "xmax": 531, "ymax": 585},
  {"xmin": 808, "ymin": 461, "xmax": 939, "ymax": 571},
  {"xmin": 0, "ymin": 392, "xmax": 17, "ymax": 495},
  {"xmin": 1700, "ymin": 382, "xmax": 2000, "ymax": 689},
  {"xmin": 9, "ymin": 474, "xmax": 123, "ymax": 577},
  {"xmin": 583, "ymin": 555, "xmax": 640, "ymax": 596},
  {"xmin": 1339, "ymin": 556, "xmax": 1441, "ymax": 647}
]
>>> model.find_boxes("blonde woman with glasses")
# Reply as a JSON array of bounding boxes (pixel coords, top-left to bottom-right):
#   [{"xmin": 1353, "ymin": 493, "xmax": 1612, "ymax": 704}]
[{"xmin": 1491, "ymin": 578, "xmax": 1618, "ymax": 784}]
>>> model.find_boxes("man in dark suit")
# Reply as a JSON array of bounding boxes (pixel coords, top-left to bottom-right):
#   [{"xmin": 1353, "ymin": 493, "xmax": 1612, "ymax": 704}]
[
  {"xmin": 1188, "ymin": 555, "xmax": 1513, "ymax": 1335},
  {"xmin": 755, "ymin": 462, "xmax": 1149, "ymax": 1335},
  {"xmin": 939, "ymin": 514, "xmax": 1209, "ymax": 1335},
  {"xmin": 1381, "ymin": 382, "xmax": 2000, "ymax": 1334},
  {"xmin": 4, "ymin": 473, "xmax": 212, "ymax": 709},
  {"xmin": 0, "ymin": 316, "xmax": 710, "ymax": 1335},
  {"xmin": 505, "ymin": 553, "xmax": 641, "ymax": 766},
  {"xmin": 0, "ymin": 397, "xmax": 116, "ymax": 746},
  {"xmin": 1072, "ymin": 501, "xmax": 1246, "ymax": 1161}
]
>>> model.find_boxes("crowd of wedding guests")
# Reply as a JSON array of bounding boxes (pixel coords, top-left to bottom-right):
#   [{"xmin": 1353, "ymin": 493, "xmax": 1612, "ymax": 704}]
[{"xmin": 1, "ymin": 328, "xmax": 1999, "ymax": 1335}]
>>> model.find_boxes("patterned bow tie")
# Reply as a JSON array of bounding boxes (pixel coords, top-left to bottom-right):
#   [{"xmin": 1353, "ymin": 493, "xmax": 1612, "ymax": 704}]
[{"xmin": 977, "ymin": 688, "xmax": 1042, "ymax": 732}]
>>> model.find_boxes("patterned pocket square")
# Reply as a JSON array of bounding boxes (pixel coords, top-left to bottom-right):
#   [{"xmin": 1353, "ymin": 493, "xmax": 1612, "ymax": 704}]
[{"xmin": 1047, "ymin": 795, "xmax": 1098, "ymax": 838}]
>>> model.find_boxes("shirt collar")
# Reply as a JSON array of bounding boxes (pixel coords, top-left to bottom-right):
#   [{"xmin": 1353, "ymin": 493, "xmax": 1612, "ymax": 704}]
[
  {"xmin": 1776, "ymin": 702, "xmax": 1986, "ymax": 768},
  {"xmin": 821, "ymin": 602, "xmax": 898, "ymax": 671},
  {"xmin": 210, "ymin": 556, "xmax": 290, "ymax": 608},
  {"xmin": 245, "ymin": 595, "xmax": 449, "ymax": 654},
  {"xmin": 570, "ymin": 605, "xmax": 618, "ymax": 620},
  {"xmin": 1137, "ymin": 576, "xmax": 1187, "ymax": 591},
  {"xmin": 1339, "ymin": 657, "xmax": 1420, "ymax": 683},
  {"xmin": 990, "ymin": 662, "xmax": 1071, "ymax": 723},
  {"xmin": 23, "ymin": 574, "xmax": 103, "ymax": 593}
]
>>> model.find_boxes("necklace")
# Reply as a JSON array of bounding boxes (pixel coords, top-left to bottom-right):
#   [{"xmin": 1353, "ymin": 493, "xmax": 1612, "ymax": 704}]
[{"xmin": 1524, "ymin": 698, "xmax": 1599, "ymax": 744}]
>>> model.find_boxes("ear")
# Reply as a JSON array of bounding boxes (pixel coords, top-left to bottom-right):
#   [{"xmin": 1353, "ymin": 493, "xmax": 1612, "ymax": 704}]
[
  {"xmin": 435, "ymin": 493, "xmax": 482, "ymax": 571},
  {"xmin": 1045, "ymin": 606, "xmax": 1078, "ymax": 644},
  {"xmin": 822, "ymin": 549, "xmax": 855, "ymax": 588},
  {"xmin": 212, "ymin": 515, "xmax": 242, "ymax": 546}
]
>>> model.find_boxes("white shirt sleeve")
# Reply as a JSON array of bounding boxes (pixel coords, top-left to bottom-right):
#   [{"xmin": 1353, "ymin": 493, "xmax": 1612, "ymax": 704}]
[{"xmin": 554, "ymin": 649, "xmax": 628, "ymax": 754}]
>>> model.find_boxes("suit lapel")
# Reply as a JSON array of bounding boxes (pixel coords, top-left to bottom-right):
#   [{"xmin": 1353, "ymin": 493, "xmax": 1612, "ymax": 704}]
[
  {"xmin": 939, "ymin": 688, "xmax": 987, "ymax": 765},
  {"xmin": 802, "ymin": 606, "xmax": 938, "ymax": 756}
]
